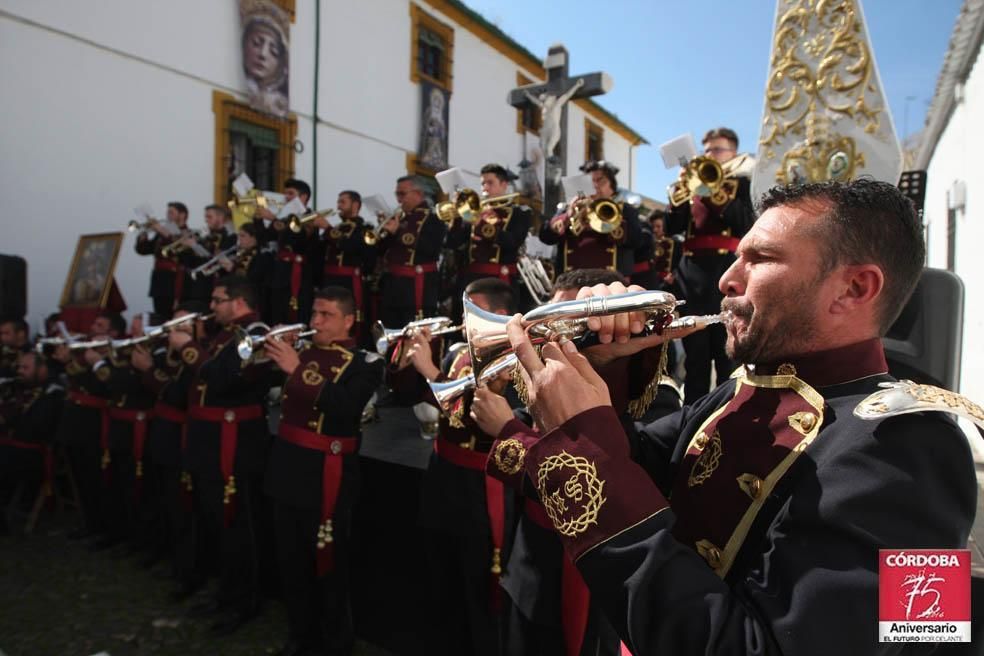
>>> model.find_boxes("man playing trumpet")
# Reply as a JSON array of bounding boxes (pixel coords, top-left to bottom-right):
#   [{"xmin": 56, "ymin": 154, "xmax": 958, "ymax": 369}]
[
  {"xmin": 134, "ymin": 201, "xmax": 190, "ymax": 318},
  {"xmin": 479, "ymin": 179, "xmax": 975, "ymax": 656},
  {"xmin": 445, "ymin": 164, "xmax": 533, "ymax": 319},
  {"xmin": 539, "ymin": 160, "xmax": 643, "ymax": 279}
]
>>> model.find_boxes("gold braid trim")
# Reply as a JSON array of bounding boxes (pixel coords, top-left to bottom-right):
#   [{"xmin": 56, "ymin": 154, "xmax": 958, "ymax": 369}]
[{"xmin": 627, "ymin": 341, "xmax": 670, "ymax": 419}]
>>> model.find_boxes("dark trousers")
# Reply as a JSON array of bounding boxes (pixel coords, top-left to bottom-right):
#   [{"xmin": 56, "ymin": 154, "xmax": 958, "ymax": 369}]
[
  {"xmin": 173, "ymin": 473, "xmax": 216, "ymax": 589},
  {"xmin": 197, "ymin": 472, "xmax": 265, "ymax": 614},
  {"xmin": 105, "ymin": 448, "xmax": 136, "ymax": 541},
  {"xmin": 423, "ymin": 527, "xmax": 500, "ymax": 656},
  {"xmin": 274, "ymin": 500, "xmax": 355, "ymax": 655},
  {"xmin": 152, "ymin": 295, "xmax": 175, "ymax": 319},
  {"xmin": 66, "ymin": 438, "xmax": 106, "ymax": 533},
  {"xmin": 681, "ymin": 322, "xmax": 733, "ymax": 405}
]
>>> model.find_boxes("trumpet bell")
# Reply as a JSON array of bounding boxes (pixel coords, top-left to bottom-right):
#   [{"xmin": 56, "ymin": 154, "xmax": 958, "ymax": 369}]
[
  {"xmin": 455, "ymin": 189, "xmax": 482, "ymax": 223},
  {"xmin": 435, "ymin": 200, "xmax": 458, "ymax": 223},
  {"xmin": 586, "ymin": 199, "xmax": 622, "ymax": 235},
  {"xmin": 427, "ymin": 352, "xmax": 518, "ymax": 413}
]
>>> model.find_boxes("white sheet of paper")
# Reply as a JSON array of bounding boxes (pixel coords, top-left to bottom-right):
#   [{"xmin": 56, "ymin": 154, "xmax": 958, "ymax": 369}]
[
  {"xmin": 361, "ymin": 194, "xmax": 393, "ymax": 222},
  {"xmin": 561, "ymin": 173, "xmax": 594, "ymax": 201},
  {"xmin": 659, "ymin": 134, "xmax": 698, "ymax": 169},
  {"xmin": 278, "ymin": 198, "xmax": 306, "ymax": 219},
  {"xmin": 436, "ymin": 167, "xmax": 479, "ymax": 195},
  {"xmin": 232, "ymin": 173, "xmax": 254, "ymax": 197},
  {"xmin": 327, "ymin": 212, "xmax": 342, "ymax": 227}
]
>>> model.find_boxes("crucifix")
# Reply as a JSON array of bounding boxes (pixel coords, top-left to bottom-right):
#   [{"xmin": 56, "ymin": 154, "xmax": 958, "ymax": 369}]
[{"xmin": 508, "ymin": 44, "xmax": 613, "ymax": 215}]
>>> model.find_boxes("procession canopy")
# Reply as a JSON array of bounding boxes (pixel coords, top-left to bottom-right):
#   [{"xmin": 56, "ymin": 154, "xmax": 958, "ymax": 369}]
[{"xmin": 752, "ymin": 0, "xmax": 903, "ymax": 201}]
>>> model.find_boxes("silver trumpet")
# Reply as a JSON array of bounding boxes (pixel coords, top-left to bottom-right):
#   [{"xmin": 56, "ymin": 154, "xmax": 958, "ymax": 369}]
[
  {"xmin": 429, "ymin": 353, "xmax": 518, "ymax": 413},
  {"xmin": 372, "ymin": 317, "xmax": 462, "ymax": 355},
  {"xmin": 0, "ymin": 376, "xmax": 17, "ymax": 386},
  {"xmin": 191, "ymin": 246, "xmax": 240, "ymax": 280},
  {"xmin": 236, "ymin": 323, "xmax": 309, "ymax": 360},
  {"xmin": 464, "ymin": 289, "xmax": 729, "ymax": 380}
]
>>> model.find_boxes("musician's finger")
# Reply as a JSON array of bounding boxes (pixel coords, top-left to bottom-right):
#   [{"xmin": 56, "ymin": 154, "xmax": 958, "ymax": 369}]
[
  {"xmin": 506, "ymin": 315, "xmax": 543, "ymax": 375},
  {"xmin": 561, "ymin": 339, "xmax": 608, "ymax": 391}
]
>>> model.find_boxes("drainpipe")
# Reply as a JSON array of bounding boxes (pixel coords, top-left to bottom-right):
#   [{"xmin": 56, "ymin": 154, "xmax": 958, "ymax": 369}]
[{"xmin": 312, "ymin": 0, "xmax": 320, "ymax": 206}]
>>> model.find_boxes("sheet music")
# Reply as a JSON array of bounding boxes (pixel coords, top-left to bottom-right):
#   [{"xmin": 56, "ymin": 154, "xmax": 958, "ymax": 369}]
[
  {"xmin": 361, "ymin": 194, "xmax": 393, "ymax": 224},
  {"xmin": 659, "ymin": 134, "xmax": 698, "ymax": 168},
  {"xmin": 561, "ymin": 173, "xmax": 594, "ymax": 201},
  {"xmin": 232, "ymin": 173, "xmax": 254, "ymax": 197}
]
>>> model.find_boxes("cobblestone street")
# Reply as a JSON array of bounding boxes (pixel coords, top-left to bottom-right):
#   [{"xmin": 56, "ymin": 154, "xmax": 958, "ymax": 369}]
[{"xmin": 0, "ymin": 515, "xmax": 389, "ymax": 656}]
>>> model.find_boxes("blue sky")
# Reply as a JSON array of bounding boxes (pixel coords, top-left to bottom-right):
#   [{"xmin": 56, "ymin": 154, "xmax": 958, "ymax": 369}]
[{"xmin": 463, "ymin": 0, "xmax": 961, "ymax": 200}]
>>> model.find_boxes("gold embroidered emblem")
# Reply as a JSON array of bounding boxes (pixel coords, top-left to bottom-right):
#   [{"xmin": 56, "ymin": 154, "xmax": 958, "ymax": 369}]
[
  {"xmin": 493, "ymin": 438, "xmax": 526, "ymax": 476},
  {"xmin": 480, "ymin": 223, "xmax": 497, "ymax": 239},
  {"xmin": 655, "ymin": 246, "xmax": 664, "ymax": 257},
  {"xmin": 401, "ymin": 233, "xmax": 416, "ymax": 246},
  {"xmin": 329, "ymin": 228, "xmax": 341, "ymax": 239},
  {"xmin": 610, "ymin": 226, "xmax": 624, "ymax": 240},
  {"xmin": 776, "ymin": 363, "xmax": 797, "ymax": 376},
  {"xmin": 537, "ymin": 451, "xmax": 606, "ymax": 537},
  {"xmin": 688, "ymin": 430, "xmax": 722, "ymax": 487},
  {"xmin": 182, "ymin": 346, "xmax": 198, "ymax": 365},
  {"xmin": 737, "ymin": 473, "xmax": 764, "ymax": 500},
  {"xmin": 154, "ymin": 369, "xmax": 169, "ymax": 382},
  {"xmin": 96, "ymin": 366, "xmax": 110, "ymax": 382},
  {"xmin": 302, "ymin": 367, "xmax": 325, "ymax": 386},
  {"xmin": 788, "ymin": 411, "xmax": 818, "ymax": 435}
]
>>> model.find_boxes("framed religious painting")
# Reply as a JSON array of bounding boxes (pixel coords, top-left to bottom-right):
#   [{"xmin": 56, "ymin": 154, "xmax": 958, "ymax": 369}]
[{"xmin": 60, "ymin": 232, "xmax": 123, "ymax": 308}]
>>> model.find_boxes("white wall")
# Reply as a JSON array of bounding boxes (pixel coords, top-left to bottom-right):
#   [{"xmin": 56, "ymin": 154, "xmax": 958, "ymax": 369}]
[
  {"xmin": 923, "ymin": 49, "xmax": 984, "ymax": 400},
  {"xmin": 0, "ymin": 0, "xmax": 639, "ymax": 327}
]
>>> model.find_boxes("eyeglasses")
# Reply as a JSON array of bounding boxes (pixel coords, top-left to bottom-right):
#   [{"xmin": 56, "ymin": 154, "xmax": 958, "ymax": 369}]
[
  {"xmin": 394, "ymin": 191, "xmax": 408, "ymax": 198},
  {"xmin": 704, "ymin": 147, "xmax": 735, "ymax": 155}
]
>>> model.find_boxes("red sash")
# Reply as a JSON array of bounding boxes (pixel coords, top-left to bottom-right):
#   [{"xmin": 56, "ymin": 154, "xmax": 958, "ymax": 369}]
[
  {"xmin": 683, "ymin": 234, "xmax": 740, "ymax": 255},
  {"xmin": 108, "ymin": 407, "xmax": 153, "ymax": 502},
  {"xmin": 387, "ymin": 262, "xmax": 438, "ymax": 316},
  {"xmin": 188, "ymin": 404, "xmax": 263, "ymax": 526},
  {"xmin": 279, "ymin": 423, "xmax": 357, "ymax": 576},
  {"xmin": 278, "ymin": 250, "xmax": 306, "ymax": 321}
]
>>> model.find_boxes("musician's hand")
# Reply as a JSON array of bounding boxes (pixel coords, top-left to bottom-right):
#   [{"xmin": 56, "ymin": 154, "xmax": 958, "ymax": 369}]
[
  {"xmin": 265, "ymin": 338, "xmax": 300, "ymax": 375},
  {"xmin": 255, "ymin": 206, "xmax": 276, "ymax": 221},
  {"xmin": 168, "ymin": 329, "xmax": 192, "ymax": 349},
  {"xmin": 83, "ymin": 348, "xmax": 102, "ymax": 366},
  {"xmin": 549, "ymin": 215, "xmax": 567, "ymax": 235},
  {"xmin": 382, "ymin": 216, "xmax": 399, "ymax": 234},
  {"xmin": 507, "ymin": 316, "xmax": 610, "ymax": 433},
  {"xmin": 51, "ymin": 344, "xmax": 70, "ymax": 363},
  {"xmin": 470, "ymin": 386, "xmax": 514, "ymax": 437},
  {"xmin": 181, "ymin": 235, "xmax": 196, "ymax": 247},
  {"xmin": 403, "ymin": 329, "xmax": 440, "ymax": 380},
  {"xmin": 131, "ymin": 345, "xmax": 153, "ymax": 372},
  {"xmin": 664, "ymin": 273, "xmax": 675, "ymax": 286},
  {"xmin": 576, "ymin": 282, "xmax": 649, "ymax": 344},
  {"xmin": 219, "ymin": 256, "xmax": 234, "ymax": 272},
  {"xmin": 312, "ymin": 215, "xmax": 330, "ymax": 230}
]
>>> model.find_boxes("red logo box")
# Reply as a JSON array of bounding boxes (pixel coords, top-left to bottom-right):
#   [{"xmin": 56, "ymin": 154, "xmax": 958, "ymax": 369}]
[{"xmin": 879, "ymin": 549, "xmax": 970, "ymax": 643}]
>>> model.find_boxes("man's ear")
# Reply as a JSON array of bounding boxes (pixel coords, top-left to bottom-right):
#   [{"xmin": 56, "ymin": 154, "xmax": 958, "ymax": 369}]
[{"xmin": 829, "ymin": 264, "xmax": 884, "ymax": 316}]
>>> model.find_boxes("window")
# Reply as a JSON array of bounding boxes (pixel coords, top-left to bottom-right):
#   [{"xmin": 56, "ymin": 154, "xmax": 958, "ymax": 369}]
[
  {"xmin": 516, "ymin": 72, "xmax": 542, "ymax": 135},
  {"xmin": 410, "ymin": 4, "xmax": 454, "ymax": 91},
  {"xmin": 212, "ymin": 91, "xmax": 297, "ymax": 204},
  {"xmin": 585, "ymin": 119, "xmax": 604, "ymax": 162}
]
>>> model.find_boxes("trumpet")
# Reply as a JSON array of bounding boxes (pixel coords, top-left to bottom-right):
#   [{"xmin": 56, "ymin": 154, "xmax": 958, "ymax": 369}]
[
  {"xmin": 190, "ymin": 246, "xmax": 239, "ymax": 280},
  {"xmin": 0, "ymin": 376, "xmax": 17, "ymax": 387},
  {"xmin": 34, "ymin": 334, "xmax": 85, "ymax": 354},
  {"xmin": 465, "ymin": 289, "xmax": 725, "ymax": 380},
  {"xmin": 428, "ymin": 352, "xmax": 518, "ymax": 413},
  {"xmin": 436, "ymin": 189, "xmax": 521, "ymax": 225},
  {"xmin": 128, "ymin": 218, "xmax": 158, "ymax": 232},
  {"xmin": 568, "ymin": 194, "xmax": 622, "ymax": 235},
  {"xmin": 288, "ymin": 208, "xmax": 336, "ymax": 233},
  {"xmin": 227, "ymin": 191, "xmax": 284, "ymax": 223},
  {"xmin": 364, "ymin": 210, "xmax": 403, "ymax": 246},
  {"xmin": 667, "ymin": 154, "xmax": 748, "ymax": 207},
  {"xmin": 160, "ymin": 229, "xmax": 207, "ymax": 258},
  {"xmin": 372, "ymin": 317, "xmax": 462, "ymax": 355},
  {"xmin": 236, "ymin": 323, "xmax": 310, "ymax": 360}
]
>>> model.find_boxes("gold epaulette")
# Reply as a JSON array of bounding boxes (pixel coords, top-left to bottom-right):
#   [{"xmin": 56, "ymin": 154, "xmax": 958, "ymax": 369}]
[{"xmin": 854, "ymin": 380, "xmax": 984, "ymax": 431}]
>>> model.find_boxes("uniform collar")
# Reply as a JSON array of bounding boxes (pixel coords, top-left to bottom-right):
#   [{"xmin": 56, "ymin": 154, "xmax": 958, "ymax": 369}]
[
  {"xmin": 225, "ymin": 312, "xmax": 259, "ymax": 329},
  {"xmin": 313, "ymin": 337, "xmax": 356, "ymax": 350},
  {"xmin": 747, "ymin": 338, "xmax": 888, "ymax": 388}
]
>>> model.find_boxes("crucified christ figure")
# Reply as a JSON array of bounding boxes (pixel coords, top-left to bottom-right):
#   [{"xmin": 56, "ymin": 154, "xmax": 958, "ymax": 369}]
[{"xmin": 525, "ymin": 78, "xmax": 585, "ymax": 163}]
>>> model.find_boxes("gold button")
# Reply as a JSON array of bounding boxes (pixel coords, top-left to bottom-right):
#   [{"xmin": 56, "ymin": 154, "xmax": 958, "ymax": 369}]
[
  {"xmin": 694, "ymin": 433, "xmax": 709, "ymax": 450},
  {"xmin": 224, "ymin": 410, "xmax": 235, "ymax": 423},
  {"xmin": 330, "ymin": 440, "xmax": 342, "ymax": 455},
  {"xmin": 307, "ymin": 420, "xmax": 318, "ymax": 430},
  {"xmin": 777, "ymin": 363, "xmax": 797, "ymax": 376},
  {"xmin": 136, "ymin": 412, "xmax": 146, "ymax": 422},
  {"xmin": 696, "ymin": 539, "xmax": 722, "ymax": 569},
  {"xmin": 799, "ymin": 413, "xmax": 816, "ymax": 432}
]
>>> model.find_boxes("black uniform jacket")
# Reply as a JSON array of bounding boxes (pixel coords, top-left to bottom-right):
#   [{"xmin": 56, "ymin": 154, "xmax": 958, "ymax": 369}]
[{"xmin": 486, "ymin": 338, "xmax": 977, "ymax": 655}]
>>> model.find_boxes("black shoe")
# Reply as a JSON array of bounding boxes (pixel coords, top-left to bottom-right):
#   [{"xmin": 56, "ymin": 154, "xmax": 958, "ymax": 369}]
[
  {"xmin": 209, "ymin": 609, "xmax": 255, "ymax": 636},
  {"xmin": 187, "ymin": 598, "xmax": 223, "ymax": 618}
]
